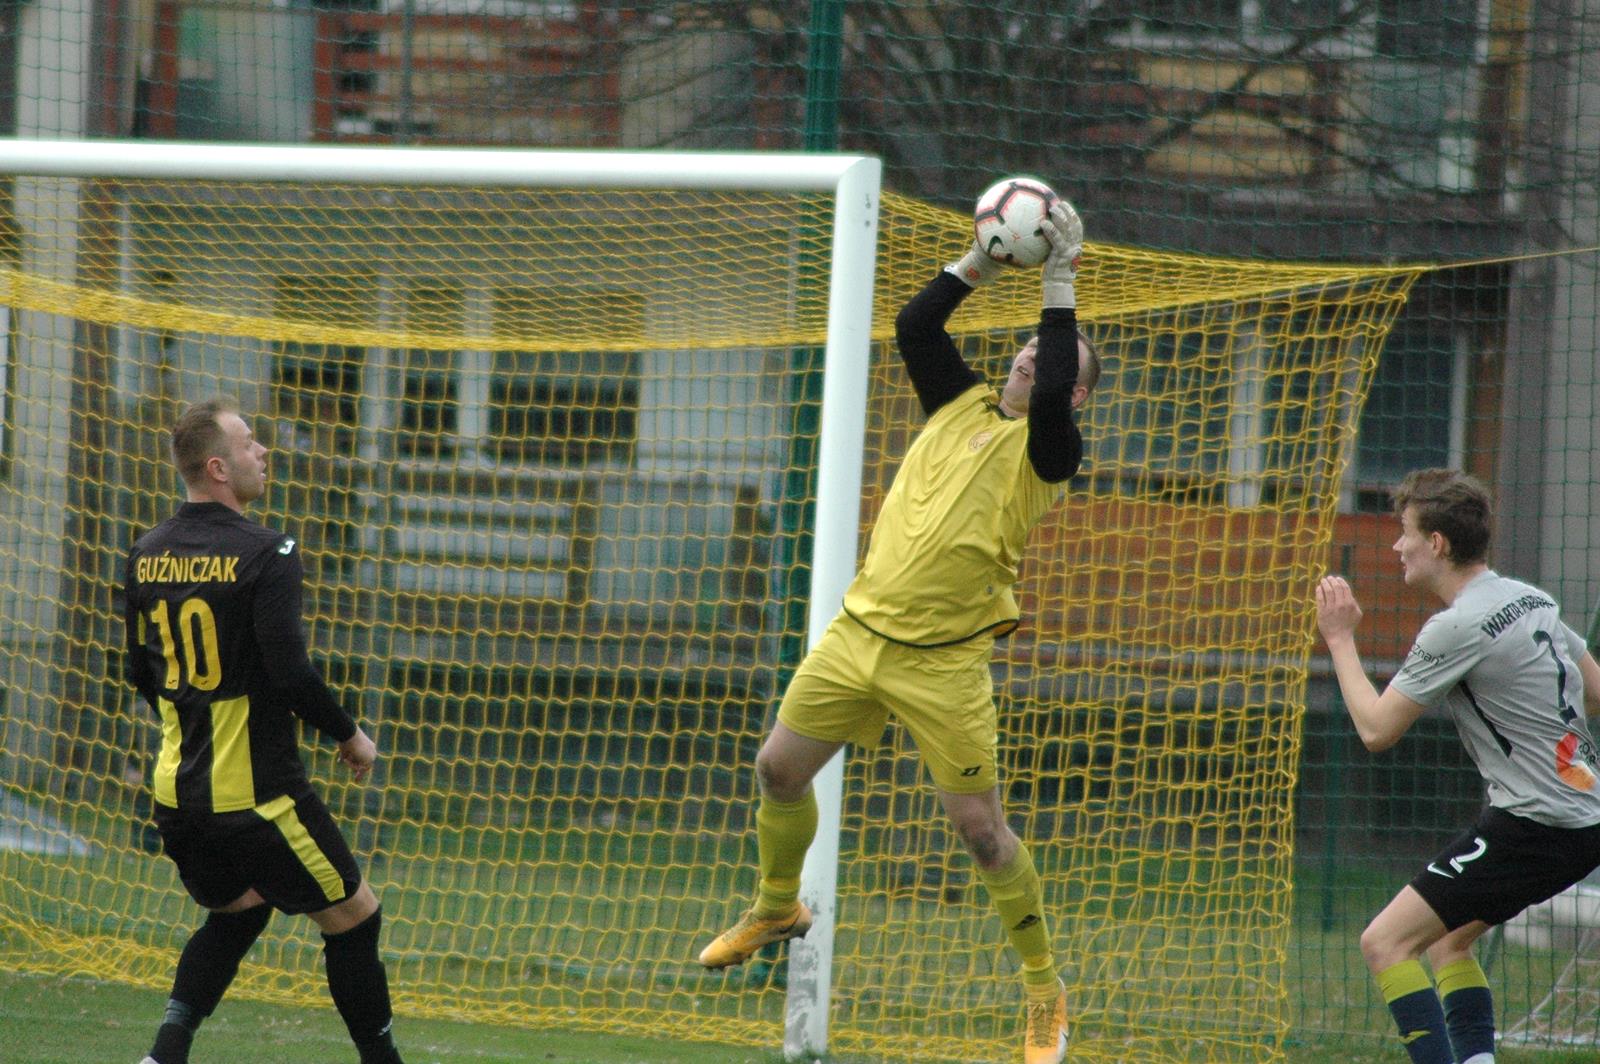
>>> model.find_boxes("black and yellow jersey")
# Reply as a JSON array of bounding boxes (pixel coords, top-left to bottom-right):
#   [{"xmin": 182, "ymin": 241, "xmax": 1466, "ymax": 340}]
[{"xmin": 123, "ymin": 501, "xmax": 356, "ymax": 812}]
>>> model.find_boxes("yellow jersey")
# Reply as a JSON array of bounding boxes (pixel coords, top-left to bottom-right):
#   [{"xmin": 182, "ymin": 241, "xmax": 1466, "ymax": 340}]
[{"xmin": 843, "ymin": 383, "xmax": 1063, "ymax": 646}]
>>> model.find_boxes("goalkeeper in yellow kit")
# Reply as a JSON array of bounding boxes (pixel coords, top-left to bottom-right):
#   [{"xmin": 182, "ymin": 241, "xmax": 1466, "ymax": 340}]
[{"xmin": 698, "ymin": 199, "xmax": 1097, "ymax": 1064}]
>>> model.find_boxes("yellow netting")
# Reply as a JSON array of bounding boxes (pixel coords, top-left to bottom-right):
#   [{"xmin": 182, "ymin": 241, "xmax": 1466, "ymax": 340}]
[{"xmin": 0, "ymin": 175, "xmax": 1419, "ymax": 1062}]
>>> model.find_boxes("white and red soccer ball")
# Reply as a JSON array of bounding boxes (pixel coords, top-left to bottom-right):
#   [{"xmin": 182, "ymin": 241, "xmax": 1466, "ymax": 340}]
[{"xmin": 973, "ymin": 176, "xmax": 1059, "ymax": 267}]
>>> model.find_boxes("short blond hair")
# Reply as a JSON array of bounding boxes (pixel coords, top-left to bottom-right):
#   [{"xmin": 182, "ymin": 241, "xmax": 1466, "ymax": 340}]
[{"xmin": 170, "ymin": 396, "xmax": 239, "ymax": 484}]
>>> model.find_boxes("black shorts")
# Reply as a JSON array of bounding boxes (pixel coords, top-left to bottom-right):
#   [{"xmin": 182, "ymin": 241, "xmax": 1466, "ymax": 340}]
[
  {"xmin": 1409, "ymin": 806, "xmax": 1600, "ymax": 930},
  {"xmin": 154, "ymin": 789, "xmax": 362, "ymax": 915}
]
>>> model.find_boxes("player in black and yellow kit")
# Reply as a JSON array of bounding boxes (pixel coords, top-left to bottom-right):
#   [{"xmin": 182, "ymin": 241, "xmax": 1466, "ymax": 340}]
[
  {"xmin": 698, "ymin": 200, "xmax": 1097, "ymax": 1064},
  {"xmin": 123, "ymin": 397, "xmax": 403, "ymax": 1064}
]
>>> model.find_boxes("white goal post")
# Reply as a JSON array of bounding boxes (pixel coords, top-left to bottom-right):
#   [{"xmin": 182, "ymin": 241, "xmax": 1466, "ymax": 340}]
[{"xmin": 0, "ymin": 137, "xmax": 880, "ymax": 1059}]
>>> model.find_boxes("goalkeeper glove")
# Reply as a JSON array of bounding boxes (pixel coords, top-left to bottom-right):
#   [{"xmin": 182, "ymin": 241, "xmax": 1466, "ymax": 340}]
[
  {"xmin": 1039, "ymin": 200, "xmax": 1084, "ymax": 309},
  {"xmin": 945, "ymin": 240, "xmax": 1005, "ymax": 288}
]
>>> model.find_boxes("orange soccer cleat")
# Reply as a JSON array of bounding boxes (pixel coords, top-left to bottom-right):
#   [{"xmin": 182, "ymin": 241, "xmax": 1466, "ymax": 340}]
[{"xmin": 696, "ymin": 902, "xmax": 813, "ymax": 970}]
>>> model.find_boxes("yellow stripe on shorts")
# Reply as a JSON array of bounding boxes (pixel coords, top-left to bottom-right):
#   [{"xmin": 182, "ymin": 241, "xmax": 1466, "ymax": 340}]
[{"xmin": 257, "ymin": 794, "xmax": 346, "ymax": 903}]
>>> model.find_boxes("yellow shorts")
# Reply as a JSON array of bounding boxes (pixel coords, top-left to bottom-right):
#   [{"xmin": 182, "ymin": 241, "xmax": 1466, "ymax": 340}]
[{"xmin": 776, "ymin": 612, "xmax": 999, "ymax": 794}]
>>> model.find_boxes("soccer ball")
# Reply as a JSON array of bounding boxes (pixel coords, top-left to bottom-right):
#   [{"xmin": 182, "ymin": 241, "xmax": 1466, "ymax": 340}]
[{"xmin": 973, "ymin": 176, "xmax": 1058, "ymax": 267}]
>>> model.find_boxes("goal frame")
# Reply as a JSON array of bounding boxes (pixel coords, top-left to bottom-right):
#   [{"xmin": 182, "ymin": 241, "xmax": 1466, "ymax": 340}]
[{"xmin": 0, "ymin": 137, "xmax": 879, "ymax": 1058}]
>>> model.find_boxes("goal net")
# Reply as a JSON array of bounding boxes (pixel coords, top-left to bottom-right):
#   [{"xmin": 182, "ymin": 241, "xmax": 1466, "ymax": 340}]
[
  {"xmin": 1500, "ymin": 879, "xmax": 1600, "ymax": 1047},
  {"xmin": 0, "ymin": 143, "xmax": 1419, "ymax": 1063}
]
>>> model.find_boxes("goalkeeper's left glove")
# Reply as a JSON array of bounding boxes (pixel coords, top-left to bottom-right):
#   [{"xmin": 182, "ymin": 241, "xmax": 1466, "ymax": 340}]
[
  {"xmin": 1039, "ymin": 200, "xmax": 1084, "ymax": 309},
  {"xmin": 945, "ymin": 239, "xmax": 1005, "ymax": 288}
]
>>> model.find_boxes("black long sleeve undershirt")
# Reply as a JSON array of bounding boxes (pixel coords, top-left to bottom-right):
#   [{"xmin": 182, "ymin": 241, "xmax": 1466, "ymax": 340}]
[
  {"xmin": 1026, "ymin": 306, "xmax": 1084, "ymax": 484},
  {"xmin": 253, "ymin": 549, "xmax": 358, "ymax": 742},
  {"xmin": 894, "ymin": 271, "xmax": 983, "ymax": 416},
  {"xmin": 894, "ymin": 271, "xmax": 1084, "ymax": 482}
]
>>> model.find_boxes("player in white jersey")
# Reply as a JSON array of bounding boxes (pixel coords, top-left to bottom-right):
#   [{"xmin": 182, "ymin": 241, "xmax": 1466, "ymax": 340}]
[{"xmin": 1315, "ymin": 468, "xmax": 1600, "ymax": 1064}]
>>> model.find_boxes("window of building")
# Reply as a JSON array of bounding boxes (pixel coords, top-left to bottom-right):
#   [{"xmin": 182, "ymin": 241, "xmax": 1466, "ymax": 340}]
[
  {"xmin": 399, "ymin": 284, "xmax": 462, "ymax": 459},
  {"xmin": 1377, "ymin": 0, "xmax": 1478, "ymax": 61},
  {"xmin": 1350, "ymin": 315, "xmax": 1462, "ymax": 509},
  {"xmin": 1088, "ymin": 323, "xmax": 1234, "ymax": 503},
  {"xmin": 1119, "ymin": 0, "xmax": 1478, "ymax": 58},
  {"xmin": 271, "ymin": 273, "xmax": 371, "ymax": 453},
  {"xmin": 489, "ymin": 287, "xmax": 641, "ymax": 466},
  {"xmin": 1093, "ymin": 306, "xmax": 1422, "ymax": 511},
  {"xmin": 1136, "ymin": 0, "xmax": 1242, "ymax": 35},
  {"xmin": 312, "ymin": 0, "xmax": 381, "ymax": 103},
  {"xmin": 1131, "ymin": 0, "xmax": 1361, "ymax": 38}
]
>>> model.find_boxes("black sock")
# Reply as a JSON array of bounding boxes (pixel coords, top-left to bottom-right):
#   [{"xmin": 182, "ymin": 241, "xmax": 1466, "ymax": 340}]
[
  {"xmin": 148, "ymin": 1001, "xmax": 199, "ymax": 1064},
  {"xmin": 322, "ymin": 907, "xmax": 403, "ymax": 1064},
  {"xmin": 150, "ymin": 905, "xmax": 272, "ymax": 1063}
]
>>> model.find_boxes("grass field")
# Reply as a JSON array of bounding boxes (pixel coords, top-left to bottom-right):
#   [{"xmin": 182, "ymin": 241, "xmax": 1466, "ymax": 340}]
[
  {"xmin": 6, "ymin": 777, "xmax": 1600, "ymax": 1061},
  {"xmin": 8, "ymin": 818, "xmax": 1600, "ymax": 1062},
  {"xmin": 0, "ymin": 969, "xmax": 781, "ymax": 1064},
  {"xmin": 5, "ymin": 968, "xmax": 1600, "ymax": 1064}
]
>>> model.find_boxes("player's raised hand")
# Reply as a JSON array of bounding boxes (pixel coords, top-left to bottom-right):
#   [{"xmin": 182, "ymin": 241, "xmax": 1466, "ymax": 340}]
[
  {"xmin": 1039, "ymin": 200, "xmax": 1083, "ymax": 309},
  {"xmin": 945, "ymin": 238, "xmax": 1006, "ymax": 289},
  {"xmin": 1315, "ymin": 575, "xmax": 1363, "ymax": 645},
  {"xmin": 337, "ymin": 727, "xmax": 378, "ymax": 783}
]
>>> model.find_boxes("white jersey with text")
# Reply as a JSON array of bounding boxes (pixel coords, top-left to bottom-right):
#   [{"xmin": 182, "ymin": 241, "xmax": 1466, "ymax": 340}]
[{"xmin": 1389, "ymin": 570, "xmax": 1600, "ymax": 828}]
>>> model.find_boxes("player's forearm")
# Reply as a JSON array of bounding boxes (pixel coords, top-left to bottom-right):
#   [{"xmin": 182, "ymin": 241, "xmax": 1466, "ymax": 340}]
[
  {"xmin": 895, "ymin": 272, "xmax": 981, "ymax": 415},
  {"xmin": 1324, "ymin": 635, "xmax": 1395, "ymax": 751},
  {"xmin": 263, "ymin": 653, "xmax": 357, "ymax": 741},
  {"xmin": 1026, "ymin": 399, "xmax": 1082, "ymax": 482},
  {"xmin": 1026, "ymin": 307, "xmax": 1083, "ymax": 482},
  {"xmin": 250, "ymin": 549, "xmax": 356, "ymax": 739},
  {"xmin": 1032, "ymin": 308, "xmax": 1080, "ymax": 397},
  {"xmin": 253, "ymin": 603, "xmax": 356, "ymax": 739}
]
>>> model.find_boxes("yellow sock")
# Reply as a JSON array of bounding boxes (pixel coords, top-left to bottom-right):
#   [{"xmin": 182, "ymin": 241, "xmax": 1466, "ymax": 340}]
[
  {"xmin": 1434, "ymin": 956, "xmax": 1489, "ymax": 999},
  {"xmin": 1376, "ymin": 959, "xmax": 1452, "ymax": 1063},
  {"xmin": 1436, "ymin": 956, "xmax": 1495, "ymax": 1063},
  {"xmin": 753, "ymin": 792, "xmax": 817, "ymax": 917},
  {"xmin": 976, "ymin": 843, "xmax": 1056, "ymax": 994},
  {"xmin": 1377, "ymin": 958, "xmax": 1434, "ymax": 1002}
]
